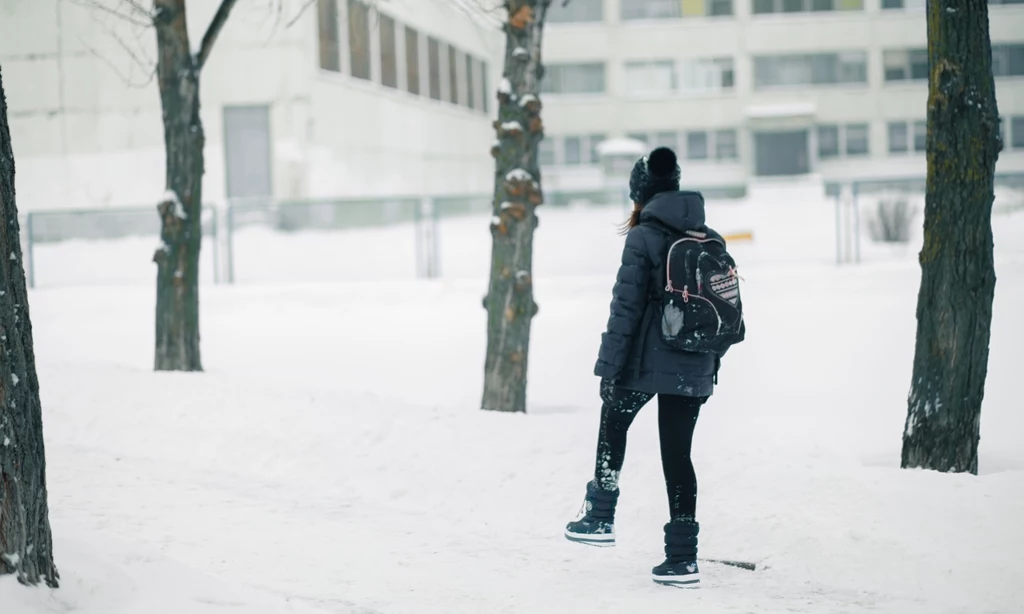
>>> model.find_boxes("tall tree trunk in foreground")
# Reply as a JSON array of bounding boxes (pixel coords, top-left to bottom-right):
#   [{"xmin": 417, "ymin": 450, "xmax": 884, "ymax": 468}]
[
  {"xmin": 152, "ymin": 0, "xmax": 237, "ymax": 371},
  {"xmin": 902, "ymin": 0, "xmax": 1001, "ymax": 475},
  {"xmin": 0, "ymin": 67, "xmax": 59, "ymax": 588},
  {"xmin": 481, "ymin": 1, "xmax": 550, "ymax": 413}
]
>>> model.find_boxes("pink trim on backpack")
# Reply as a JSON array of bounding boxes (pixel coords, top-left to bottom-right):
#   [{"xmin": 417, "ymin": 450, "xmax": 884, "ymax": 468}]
[{"xmin": 664, "ymin": 236, "xmax": 726, "ymax": 296}]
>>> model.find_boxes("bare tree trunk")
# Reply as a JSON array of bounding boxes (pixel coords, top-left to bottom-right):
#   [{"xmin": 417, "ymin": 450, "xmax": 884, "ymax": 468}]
[
  {"xmin": 0, "ymin": 66, "xmax": 59, "ymax": 588},
  {"xmin": 902, "ymin": 0, "xmax": 1001, "ymax": 475},
  {"xmin": 481, "ymin": 1, "xmax": 549, "ymax": 413},
  {"xmin": 151, "ymin": 0, "xmax": 237, "ymax": 372}
]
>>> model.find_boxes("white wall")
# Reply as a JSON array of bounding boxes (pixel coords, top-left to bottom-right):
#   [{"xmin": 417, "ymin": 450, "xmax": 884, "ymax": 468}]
[
  {"xmin": 305, "ymin": 0, "xmax": 503, "ymax": 199},
  {"xmin": 0, "ymin": 0, "xmax": 503, "ymax": 211},
  {"xmin": 540, "ymin": 0, "xmax": 1024, "ymax": 187}
]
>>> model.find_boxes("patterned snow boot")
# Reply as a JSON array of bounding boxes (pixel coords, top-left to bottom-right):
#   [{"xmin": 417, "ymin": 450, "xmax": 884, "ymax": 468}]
[
  {"xmin": 652, "ymin": 519, "xmax": 700, "ymax": 587},
  {"xmin": 564, "ymin": 481, "xmax": 619, "ymax": 547}
]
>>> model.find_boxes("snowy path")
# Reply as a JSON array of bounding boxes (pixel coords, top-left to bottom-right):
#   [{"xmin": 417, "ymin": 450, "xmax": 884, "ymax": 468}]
[{"xmin": 7, "ymin": 206, "xmax": 1024, "ymax": 613}]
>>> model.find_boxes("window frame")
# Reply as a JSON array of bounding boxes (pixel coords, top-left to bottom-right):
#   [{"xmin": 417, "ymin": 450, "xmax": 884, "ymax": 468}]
[
  {"xmin": 753, "ymin": 0, "xmax": 863, "ymax": 13},
  {"xmin": 621, "ymin": 0, "xmax": 735, "ymax": 19},
  {"xmin": 548, "ymin": 0, "xmax": 604, "ymax": 23},
  {"xmin": 753, "ymin": 52, "xmax": 868, "ymax": 90},
  {"xmin": 844, "ymin": 123, "xmax": 870, "ymax": 156},
  {"xmin": 347, "ymin": 0, "xmax": 371, "ymax": 81},
  {"xmin": 427, "ymin": 37, "xmax": 442, "ymax": 101},
  {"xmin": 1011, "ymin": 116, "xmax": 1024, "ymax": 149},
  {"xmin": 817, "ymin": 125, "xmax": 840, "ymax": 158},
  {"xmin": 317, "ymin": 0, "xmax": 341, "ymax": 73},
  {"xmin": 887, "ymin": 121, "xmax": 909, "ymax": 153},
  {"xmin": 624, "ymin": 59, "xmax": 677, "ymax": 96},
  {"xmin": 686, "ymin": 131, "xmax": 709, "ymax": 160},
  {"xmin": 404, "ymin": 26, "xmax": 421, "ymax": 96},
  {"xmin": 912, "ymin": 120, "xmax": 927, "ymax": 152},
  {"xmin": 715, "ymin": 129, "xmax": 739, "ymax": 160},
  {"xmin": 541, "ymin": 62, "xmax": 607, "ymax": 95},
  {"xmin": 378, "ymin": 13, "xmax": 398, "ymax": 89}
]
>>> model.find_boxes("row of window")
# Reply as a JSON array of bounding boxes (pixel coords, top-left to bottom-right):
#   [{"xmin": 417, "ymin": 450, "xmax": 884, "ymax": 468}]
[
  {"xmin": 1003, "ymin": 116, "xmax": 1024, "ymax": 149},
  {"xmin": 539, "ymin": 118, "xmax": 1024, "ymax": 168},
  {"xmin": 816, "ymin": 117, "xmax": 1024, "ymax": 158},
  {"xmin": 817, "ymin": 123, "xmax": 870, "ymax": 157},
  {"xmin": 538, "ymin": 130, "xmax": 740, "ymax": 166},
  {"xmin": 540, "ymin": 45, "xmax": 1024, "ymax": 94},
  {"xmin": 884, "ymin": 0, "xmax": 1023, "ymax": 7},
  {"xmin": 549, "ymin": 0, "xmax": 1021, "ymax": 23},
  {"xmin": 885, "ymin": 46, "xmax": 1024, "ymax": 81},
  {"xmin": 317, "ymin": 0, "xmax": 489, "ymax": 113},
  {"xmin": 624, "ymin": 58, "xmax": 735, "ymax": 95}
]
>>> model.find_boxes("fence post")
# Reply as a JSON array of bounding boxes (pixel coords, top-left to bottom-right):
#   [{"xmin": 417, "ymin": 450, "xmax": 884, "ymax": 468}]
[
  {"xmin": 226, "ymin": 202, "xmax": 235, "ymax": 284},
  {"xmin": 852, "ymin": 182, "xmax": 861, "ymax": 264},
  {"xmin": 415, "ymin": 197, "xmax": 438, "ymax": 279},
  {"xmin": 25, "ymin": 211, "xmax": 35, "ymax": 288},
  {"xmin": 834, "ymin": 189, "xmax": 843, "ymax": 266},
  {"xmin": 844, "ymin": 184, "xmax": 855, "ymax": 264},
  {"xmin": 414, "ymin": 198, "xmax": 423, "ymax": 278},
  {"xmin": 210, "ymin": 204, "xmax": 220, "ymax": 285},
  {"xmin": 431, "ymin": 197, "xmax": 440, "ymax": 279}
]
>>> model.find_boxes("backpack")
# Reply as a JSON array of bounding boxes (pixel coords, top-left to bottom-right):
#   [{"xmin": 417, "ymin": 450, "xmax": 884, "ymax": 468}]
[{"xmin": 657, "ymin": 228, "xmax": 745, "ymax": 354}]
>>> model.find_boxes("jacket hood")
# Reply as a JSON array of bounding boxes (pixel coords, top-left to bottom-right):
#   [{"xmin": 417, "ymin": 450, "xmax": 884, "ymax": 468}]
[{"xmin": 638, "ymin": 190, "xmax": 707, "ymax": 233}]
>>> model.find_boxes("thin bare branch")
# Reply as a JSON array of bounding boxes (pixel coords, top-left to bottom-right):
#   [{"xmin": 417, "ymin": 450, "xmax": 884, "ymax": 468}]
[
  {"xmin": 120, "ymin": 0, "xmax": 154, "ymax": 16},
  {"xmin": 79, "ymin": 35, "xmax": 156, "ymax": 88},
  {"xmin": 441, "ymin": 0, "xmax": 506, "ymax": 27},
  {"xmin": 67, "ymin": 0, "xmax": 153, "ymax": 28},
  {"xmin": 284, "ymin": 0, "xmax": 385, "ymax": 29},
  {"xmin": 284, "ymin": 0, "xmax": 317, "ymax": 28},
  {"xmin": 196, "ymin": 0, "xmax": 241, "ymax": 69}
]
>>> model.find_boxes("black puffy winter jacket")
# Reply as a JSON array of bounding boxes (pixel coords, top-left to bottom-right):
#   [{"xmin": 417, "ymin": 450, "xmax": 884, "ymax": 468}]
[{"xmin": 594, "ymin": 190, "xmax": 723, "ymax": 397}]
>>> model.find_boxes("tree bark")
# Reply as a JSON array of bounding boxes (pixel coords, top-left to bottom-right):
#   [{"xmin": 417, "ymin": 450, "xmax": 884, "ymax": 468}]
[
  {"xmin": 151, "ymin": 0, "xmax": 237, "ymax": 372},
  {"xmin": 902, "ymin": 0, "xmax": 1001, "ymax": 475},
  {"xmin": 481, "ymin": 1, "xmax": 549, "ymax": 413},
  {"xmin": 0, "ymin": 66, "xmax": 59, "ymax": 588}
]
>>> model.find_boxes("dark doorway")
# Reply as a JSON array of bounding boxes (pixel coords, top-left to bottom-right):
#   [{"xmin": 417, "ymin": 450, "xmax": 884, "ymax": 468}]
[
  {"xmin": 754, "ymin": 130, "xmax": 810, "ymax": 176},
  {"xmin": 223, "ymin": 105, "xmax": 272, "ymax": 199}
]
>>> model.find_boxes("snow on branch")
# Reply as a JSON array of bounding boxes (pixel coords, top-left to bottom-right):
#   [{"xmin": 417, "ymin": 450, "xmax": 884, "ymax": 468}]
[
  {"xmin": 505, "ymin": 168, "xmax": 534, "ymax": 182},
  {"xmin": 518, "ymin": 94, "xmax": 537, "ymax": 107},
  {"xmin": 161, "ymin": 190, "xmax": 187, "ymax": 220}
]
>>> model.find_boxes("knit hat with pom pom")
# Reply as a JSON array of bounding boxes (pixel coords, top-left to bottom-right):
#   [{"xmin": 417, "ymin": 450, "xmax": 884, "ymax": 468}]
[{"xmin": 628, "ymin": 147, "xmax": 681, "ymax": 206}]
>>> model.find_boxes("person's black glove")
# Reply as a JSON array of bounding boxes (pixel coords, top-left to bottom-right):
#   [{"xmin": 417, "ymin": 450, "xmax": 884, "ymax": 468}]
[{"xmin": 600, "ymin": 377, "xmax": 618, "ymax": 403}]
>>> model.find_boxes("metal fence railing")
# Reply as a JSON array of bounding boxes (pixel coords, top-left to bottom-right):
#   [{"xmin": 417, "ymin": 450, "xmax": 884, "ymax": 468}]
[
  {"xmin": 18, "ymin": 176, "xmax": 1024, "ymax": 287},
  {"xmin": 21, "ymin": 205, "xmax": 220, "ymax": 288},
  {"xmin": 17, "ymin": 188, "xmax": 633, "ymax": 288},
  {"xmin": 828, "ymin": 173, "xmax": 1024, "ymax": 265}
]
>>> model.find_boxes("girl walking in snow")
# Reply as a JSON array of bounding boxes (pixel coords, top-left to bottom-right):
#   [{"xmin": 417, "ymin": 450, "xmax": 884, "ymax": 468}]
[{"xmin": 564, "ymin": 146, "xmax": 742, "ymax": 587}]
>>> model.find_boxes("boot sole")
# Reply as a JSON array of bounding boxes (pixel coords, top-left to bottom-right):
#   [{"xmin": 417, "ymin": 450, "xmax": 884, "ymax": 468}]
[
  {"xmin": 564, "ymin": 529, "xmax": 615, "ymax": 547},
  {"xmin": 652, "ymin": 573, "xmax": 700, "ymax": 587}
]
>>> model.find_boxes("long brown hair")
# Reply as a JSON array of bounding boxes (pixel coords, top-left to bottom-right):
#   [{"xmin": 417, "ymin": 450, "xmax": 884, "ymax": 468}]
[{"xmin": 619, "ymin": 202, "xmax": 641, "ymax": 236}]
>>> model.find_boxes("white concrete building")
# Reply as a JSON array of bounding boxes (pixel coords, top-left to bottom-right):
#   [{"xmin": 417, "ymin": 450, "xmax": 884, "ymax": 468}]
[
  {"xmin": 0, "ymin": 0, "xmax": 503, "ymax": 211},
  {"xmin": 540, "ymin": 0, "xmax": 1024, "ymax": 197}
]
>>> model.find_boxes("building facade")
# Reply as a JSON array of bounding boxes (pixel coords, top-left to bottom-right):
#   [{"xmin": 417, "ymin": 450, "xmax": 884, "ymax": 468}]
[
  {"xmin": 0, "ymin": 0, "xmax": 502, "ymax": 211},
  {"xmin": 540, "ymin": 0, "xmax": 1024, "ymax": 196}
]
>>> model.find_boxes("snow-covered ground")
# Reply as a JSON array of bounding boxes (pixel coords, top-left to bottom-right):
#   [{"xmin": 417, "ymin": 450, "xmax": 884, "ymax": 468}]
[{"xmin": 5, "ymin": 198, "xmax": 1024, "ymax": 613}]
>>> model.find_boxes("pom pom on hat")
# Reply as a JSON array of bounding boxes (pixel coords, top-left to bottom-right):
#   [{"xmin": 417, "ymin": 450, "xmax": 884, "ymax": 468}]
[
  {"xmin": 628, "ymin": 147, "xmax": 681, "ymax": 206},
  {"xmin": 647, "ymin": 147, "xmax": 678, "ymax": 178}
]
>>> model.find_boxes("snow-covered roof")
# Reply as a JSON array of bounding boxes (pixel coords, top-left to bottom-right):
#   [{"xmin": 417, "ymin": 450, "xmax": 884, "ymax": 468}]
[
  {"xmin": 745, "ymin": 102, "xmax": 817, "ymax": 119},
  {"xmin": 595, "ymin": 137, "xmax": 646, "ymax": 158}
]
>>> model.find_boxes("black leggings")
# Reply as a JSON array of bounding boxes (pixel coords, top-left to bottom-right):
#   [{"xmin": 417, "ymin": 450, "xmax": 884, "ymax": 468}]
[{"xmin": 594, "ymin": 382, "xmax": 705, "ymax": 521}]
